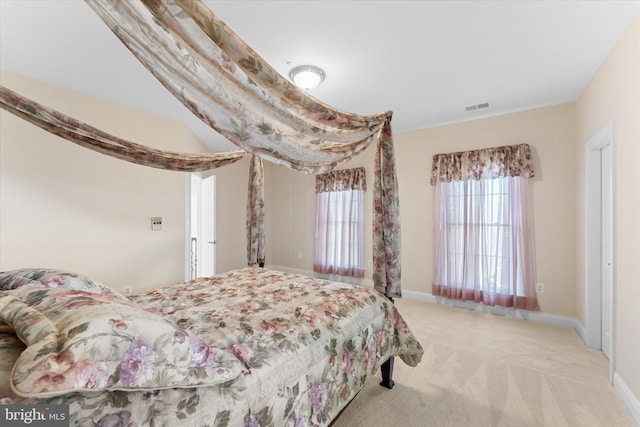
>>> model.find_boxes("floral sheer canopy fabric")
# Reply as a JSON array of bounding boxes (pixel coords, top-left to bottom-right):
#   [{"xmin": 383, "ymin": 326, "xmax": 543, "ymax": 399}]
[
  {"xmin": 0, "ymin": 0, "xmax": 402, "ymax": 297},
  {"xmin": 87, "ymin": 0, "xmax": 393, "ymax": 174}
]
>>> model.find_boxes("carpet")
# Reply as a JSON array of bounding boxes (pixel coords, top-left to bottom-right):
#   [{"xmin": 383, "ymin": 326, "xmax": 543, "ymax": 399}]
[{"xmin": 332, "ymin": 298, "xmax": 634, "ymax": 427}]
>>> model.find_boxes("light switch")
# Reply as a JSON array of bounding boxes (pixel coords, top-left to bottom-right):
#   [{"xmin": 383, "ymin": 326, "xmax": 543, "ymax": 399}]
[{"xmin": 151, "ymin": 216, "xmax": 163, "ymax": 231}]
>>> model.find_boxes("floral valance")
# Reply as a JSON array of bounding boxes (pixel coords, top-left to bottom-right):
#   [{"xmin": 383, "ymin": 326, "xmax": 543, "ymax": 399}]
[
  {"xmin": 430, "ymin": 143, "xmax": 535, "ymax": 185},
  {"xmin": 315, "ymin": 167, "xmax": 366, "ymax": 194}
]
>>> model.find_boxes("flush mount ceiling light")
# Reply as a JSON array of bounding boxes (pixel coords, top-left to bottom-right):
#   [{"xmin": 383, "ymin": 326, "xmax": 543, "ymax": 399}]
[{"xmin": 289, "ymin": 65, "xmax": 325, "ymax": 90}]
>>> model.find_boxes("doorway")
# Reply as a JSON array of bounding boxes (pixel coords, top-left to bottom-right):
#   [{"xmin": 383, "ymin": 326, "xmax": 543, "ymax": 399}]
[
  {"xmin": 584, "ymin": 124, "xmax": 614, "ymax": 381},
  {"xmin": 190, "ymin": 174, "xmax": 216, "ymax": 279}
]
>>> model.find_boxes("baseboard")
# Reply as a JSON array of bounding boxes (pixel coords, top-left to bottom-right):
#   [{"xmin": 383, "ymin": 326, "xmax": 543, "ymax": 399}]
[
  {"xmin": 574, "ymin": 321, "xmax": 588, "ymax": 345},
  {"xmin": 614, "ymin": 372, "xmax": 640, "ymax": 426},
  {"xmin": 402, "ymin": 289, "xmax": 580, "ymax": 329}
]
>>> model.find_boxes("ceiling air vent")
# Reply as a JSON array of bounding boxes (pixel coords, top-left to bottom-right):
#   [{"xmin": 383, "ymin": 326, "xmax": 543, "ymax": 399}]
[{"xmin": 465, "ymin": 102, "xmax": 491, "ymax": 112}]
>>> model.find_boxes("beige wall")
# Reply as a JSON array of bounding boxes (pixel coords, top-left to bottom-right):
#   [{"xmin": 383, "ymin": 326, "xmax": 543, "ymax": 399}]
[
  {"xmin": 576, "ymin": 13, "xmax": 640, "ymax": 404},
  {"xmin": 269, "ymin": 104, "xmax": 578, "ymax": 317},
  {"xmin": 0, "ymin": 70, "xmax": 205, "ymax": 293},
  {"xmin": 265, "ymin": 143, "xmax": 377, "ymax": 282},
  {"xmin": 397, "ymin": 104, "xmax": 578, "ymax": 316},
  {"xmin": 201, "ymin": 155, "xmax": 252, "ymax": 274}
]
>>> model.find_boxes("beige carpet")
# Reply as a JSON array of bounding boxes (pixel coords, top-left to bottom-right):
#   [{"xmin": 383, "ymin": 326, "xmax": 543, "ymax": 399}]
[{"xmin": 332, "ymin": 298, "xmax": 634, "ymax": 427}]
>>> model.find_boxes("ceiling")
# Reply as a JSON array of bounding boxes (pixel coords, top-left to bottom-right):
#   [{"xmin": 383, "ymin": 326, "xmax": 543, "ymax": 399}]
[{"xmin": 1, "ymin": 1, "xmax": 639, "ymax": 152}]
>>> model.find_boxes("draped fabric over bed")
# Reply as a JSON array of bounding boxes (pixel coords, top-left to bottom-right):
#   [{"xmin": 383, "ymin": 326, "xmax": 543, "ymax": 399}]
[
  {"xmin": 247, "ymin": 155, "xmax": 265, "ymax": 267},
  {"xmin": 0, "ymin": 0, "xmax": 402, "ymax": 297}
]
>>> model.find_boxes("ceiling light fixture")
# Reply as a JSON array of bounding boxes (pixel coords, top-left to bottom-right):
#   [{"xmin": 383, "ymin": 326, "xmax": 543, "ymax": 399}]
[{"xmin": 289, "ymin": 65, "xmax": 325, "ymax": 90}]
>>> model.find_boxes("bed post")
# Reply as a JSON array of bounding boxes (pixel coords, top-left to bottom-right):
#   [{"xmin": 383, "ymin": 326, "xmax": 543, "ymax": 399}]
[{"xmin": 380, "ymin": 296, "xmax": 395, "ymax": 389}]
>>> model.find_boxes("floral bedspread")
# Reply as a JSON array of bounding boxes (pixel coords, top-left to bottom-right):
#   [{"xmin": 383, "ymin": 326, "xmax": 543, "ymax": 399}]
[{"xmin": 0, "ymin": 267, "xmax": 423, "ymax": 426}]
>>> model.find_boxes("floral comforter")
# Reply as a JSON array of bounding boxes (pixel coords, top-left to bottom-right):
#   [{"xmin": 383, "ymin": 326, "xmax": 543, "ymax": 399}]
[{"xmin": 0, "ymin": 267, "xmax": 423, "ymax": 426}]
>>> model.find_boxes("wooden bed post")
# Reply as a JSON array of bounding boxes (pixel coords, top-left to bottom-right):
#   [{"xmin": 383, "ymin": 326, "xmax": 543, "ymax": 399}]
[
  {"xmin": 380, "ymin": 357, "xmax": 395, "ymax": 389},
  {"xmin": 380, "ymin": 296, "xmax": 395, "ymax": 389}
]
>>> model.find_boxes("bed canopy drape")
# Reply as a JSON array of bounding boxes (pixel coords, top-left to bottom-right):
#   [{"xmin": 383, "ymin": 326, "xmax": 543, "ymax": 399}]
[
  {"xmin": 86, "ymin": 0, "xmax": 392, "ymax": 174},
  {"xmin": 0, "ymin": 0, "xmax": 402, "ymax": 297}
]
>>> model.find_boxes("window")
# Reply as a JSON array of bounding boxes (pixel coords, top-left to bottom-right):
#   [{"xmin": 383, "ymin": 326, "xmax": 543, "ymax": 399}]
[
  {"xmin": 314, "ymin": 168, "xmax": 366, "ymax": 278},
  {"xmin": 431, "ymin": 144, "xmax": 538, "ymax": 310}
]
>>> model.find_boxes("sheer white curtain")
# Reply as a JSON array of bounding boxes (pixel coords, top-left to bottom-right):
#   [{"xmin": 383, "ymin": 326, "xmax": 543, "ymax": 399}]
[
  {"xmin": 431, "ymin": 144, "xmax": 538, "ymax": 310},
  {"xmin": 314, "ymin": 169, "xmax": 366, "ymax": 278},
  {"xmin": 314, "ymin": 190, "xmax": 365, "ymax": 278}
]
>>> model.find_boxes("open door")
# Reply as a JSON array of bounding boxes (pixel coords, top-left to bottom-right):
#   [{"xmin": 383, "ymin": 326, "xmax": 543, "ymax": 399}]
[
  {"xmin": 584, "ymin": 124, "xmax": 615, "ymax": 382},
  {"xmin": 190, "ymin": 174, "xmax": 216, "ymax": 279},
  {"xmin": 600, "ymin": 143, "xmax": 613, "ymax": 361}
]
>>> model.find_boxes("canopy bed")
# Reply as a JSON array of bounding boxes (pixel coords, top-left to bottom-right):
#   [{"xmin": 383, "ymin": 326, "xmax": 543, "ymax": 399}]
[{"xmin": 0, "ymin": 1, "xmax": 423, "ymax": 425}]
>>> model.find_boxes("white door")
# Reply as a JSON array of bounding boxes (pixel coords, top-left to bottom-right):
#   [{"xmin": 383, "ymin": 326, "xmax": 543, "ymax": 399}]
[
  {"xmin": 190, "ymin": 174, "xmax": 216, "ymax": 279},
  {"xmin": 200, "ymin": 175, "xmax": 216, "ymax": 277},
  {"xmin": 600, "ymin": 144, "xmax": 613, "ymax": 360}
]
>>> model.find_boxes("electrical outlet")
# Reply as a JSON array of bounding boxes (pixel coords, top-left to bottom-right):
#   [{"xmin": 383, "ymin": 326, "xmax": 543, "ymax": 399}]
[
  {"xmin": 535, "ymin": 282, "xmax": 544, "ymax": 293},
  {"xmin": 124, "ymin": 286, "xmax": 133, "ymax": 296},
  {"xmin": 150, "ymin": 217, "xmax": 162, "ymax": 231}
]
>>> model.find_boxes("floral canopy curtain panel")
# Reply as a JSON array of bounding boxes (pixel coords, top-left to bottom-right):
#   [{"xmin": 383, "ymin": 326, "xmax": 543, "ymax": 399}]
[
  {"xmin": 247, "ymin": 156, "xmax": 265, "ymax": 268},
  {"xmin": 0, "ymin": 0, "xmax": 402, "ymax": 298},
  {"xmin": 431, "ymin": 144, "xmax": 538, "ymax": 310}
]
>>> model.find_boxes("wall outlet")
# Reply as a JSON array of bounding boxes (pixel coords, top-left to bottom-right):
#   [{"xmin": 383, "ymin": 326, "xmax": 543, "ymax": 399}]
[
  {"xmin": 124, "ymin": 286, "xmax": 133, "ymax": 296},
  {"xmin": 535, "ymin": 282, "xmax": 544, "ymax": 293},
  {"xmin": 150, "ymin": 217, "xmax": 162, "ymax": 231}
]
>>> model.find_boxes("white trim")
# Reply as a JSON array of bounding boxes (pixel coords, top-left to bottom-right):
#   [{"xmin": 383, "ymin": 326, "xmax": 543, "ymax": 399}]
[
  {"xmin": 402, "ymin": 289, "xmax": 579, "ymax": 330},
  {"xmin": 575, "ymin": 321, "xmax": 588, "ymax": 346},
  {"xmin": 614, "ymin": 372, "xmax": 640, "ymax": 426},
  {"xmin": 584, "ymin": 123, "xmax": 616, "ymax": 383},
  {"xmin": 184, "ymin": 174, "xmax": 192, "ymax": 282}
]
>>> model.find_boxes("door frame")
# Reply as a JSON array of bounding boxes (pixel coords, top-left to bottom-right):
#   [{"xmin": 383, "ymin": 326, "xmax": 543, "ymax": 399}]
[
  {"xmin": 185, "ymin": 173, "xmax": 216, "ymax": 280},
  {"xmin": 584, "ymin": 123, "xmax": 615, "ymax": 383}
]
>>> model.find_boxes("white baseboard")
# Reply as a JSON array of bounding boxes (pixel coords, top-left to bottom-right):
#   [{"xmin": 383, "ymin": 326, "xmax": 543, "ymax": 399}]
[
  {"xmin": 403, "ymin": 289, "xmax": 579, "ymax": 329},
  {"xmin": 614, "ymin": 372, "xmax": 640, "ymax": 426}
]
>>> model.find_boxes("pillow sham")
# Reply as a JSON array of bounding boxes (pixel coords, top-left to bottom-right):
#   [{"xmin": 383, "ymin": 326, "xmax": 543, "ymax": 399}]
[
  {"xmin": 0, "ymin": 287, "xmax": 242, "ymax": 398},
  {"xmin": 0, "ymin": 268, "xmax": 128, "ymax": 301}
]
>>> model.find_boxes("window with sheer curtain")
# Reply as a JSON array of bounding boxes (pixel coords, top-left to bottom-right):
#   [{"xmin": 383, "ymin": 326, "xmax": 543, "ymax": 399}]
[
  {"xmin": 314, "ymin": 168, "xmax": 366, "ymax": 278},
  {"xmin": 431, "ymin": 144, "xmax": 539, "ymax": 310}
]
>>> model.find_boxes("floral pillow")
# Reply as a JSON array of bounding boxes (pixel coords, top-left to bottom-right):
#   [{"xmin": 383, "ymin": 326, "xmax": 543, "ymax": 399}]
[
  {"xmin": 0, "ymin": 268, "xmax": 128, "ymax": 301},
  {"xmin": 0, "ymin": 287, "xmax": 242, "ymax": 398}
]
